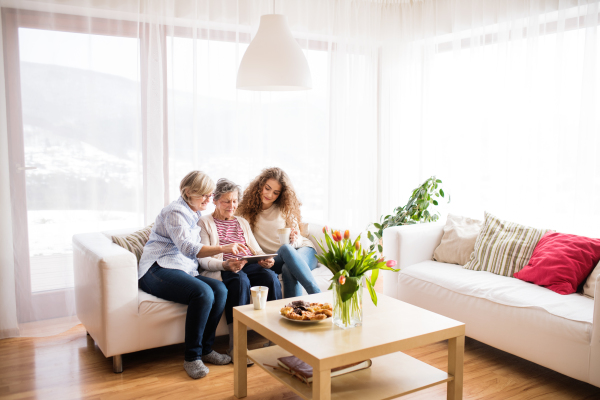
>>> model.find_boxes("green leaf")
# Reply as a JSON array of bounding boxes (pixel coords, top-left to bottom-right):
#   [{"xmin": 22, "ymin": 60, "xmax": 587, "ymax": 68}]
[
  {"xmin": 345, "ymin": 259, "xmax": 356, "ymax": 273},
  {"xmin": 367, "ymin": 231, "xmax": 374, "ymax": 241},
  {"xmin": 440, "ymin": 189, "xmax": 445, "ymax": 197},
  {"xmin": 433, "ymin": 200, "xmax": 438, "ymax": 205},
  {"xmin": 378, "ymin": 244, "xmax": 383, "ymax": 253},
  {"xmin": 366, "ymin": 278, "xmax": 377, "ymax": 306},
  {"xmin": 370, "ymin": 268, "xmax": 379, "ymax": 286},
  {"xmin": 374, "ymin": 223, "xmax": 382, "ymax": 229},
  {"xmin": 436, "ymin": 179, "xmax": 442, "ymax": 183},
  {"xmin": 339, "ymin": 277, "xmax": 360, "ymax": 302}
]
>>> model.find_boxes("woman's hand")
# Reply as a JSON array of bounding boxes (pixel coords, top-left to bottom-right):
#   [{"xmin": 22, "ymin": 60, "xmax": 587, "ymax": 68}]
[
  {"xmin": 289, "ymin": 227, "xmax": 299, "ymax": 244},
  {"xmin": 221, "ymin": 243, "xmax": 248, "ymax": 255},
  {"xmin": 224, "ymin": 258, "xmax": 246, "ymax": 273},
  {"xmin": 258, "ymin": 257, "xmax": 274, "ymax": 269}
]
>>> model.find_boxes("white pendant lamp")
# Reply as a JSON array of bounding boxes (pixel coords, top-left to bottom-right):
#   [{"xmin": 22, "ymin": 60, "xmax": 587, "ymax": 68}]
[{"xmin": 236, "ymin": 14, "xmax": 312, "ymax": 91}]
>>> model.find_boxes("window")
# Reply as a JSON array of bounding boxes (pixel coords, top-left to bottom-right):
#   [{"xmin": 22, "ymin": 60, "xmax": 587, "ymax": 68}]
[{"xmin": 166, "ymin": 33, "xmax": 329, "ymax": 221}]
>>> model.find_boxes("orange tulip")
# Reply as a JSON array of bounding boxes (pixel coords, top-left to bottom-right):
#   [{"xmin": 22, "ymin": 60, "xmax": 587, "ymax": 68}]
[
  {"xmin": 355, "ymin": 241, "xmax": 360, "ymax": 251},
  {"xmin": 322, "ymin": 225, "xmax": 329, "ymax": 234},
  {"xmin": 344, "ymin": 230, "xmax": 350, "ymax": 240},
  {"xmin": 339, "ymin": 275, "xmax": 346, "ymax": 285},
  {"xmin": 333, "ymin": 230, "xmax": 342, "ymax": 242}
]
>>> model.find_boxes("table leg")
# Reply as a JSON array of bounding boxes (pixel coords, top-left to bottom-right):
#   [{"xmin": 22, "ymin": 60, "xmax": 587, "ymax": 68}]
[
  {"xmin": 447, "ymin": 335, "xmax": 465, "ymax": 400},
  {"xmin": 233, "ymin": 318, "xmax": 247, "ymax": 398},
  {"xmin": 313, "ymin": 367, "xmax": 331, "ymax": 400}
]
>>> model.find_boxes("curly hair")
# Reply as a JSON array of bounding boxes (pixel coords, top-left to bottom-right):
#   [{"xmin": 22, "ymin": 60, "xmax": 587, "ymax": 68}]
[{"xmin": 237, "ymin": 167, "xmax": 302, "ymax": 230}]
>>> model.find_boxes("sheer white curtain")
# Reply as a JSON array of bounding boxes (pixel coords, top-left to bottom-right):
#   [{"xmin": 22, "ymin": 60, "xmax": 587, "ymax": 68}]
[
  {"xmin": 1, "ymin": 0, "xmax": 598, "ymax": 339},
  {"xmin": 0, "ymin": 0, "xmax": 387, "ymax": 338},
  {"xmin": 380, "ymin": 0, "xmax": 600, "ymax": 237}
]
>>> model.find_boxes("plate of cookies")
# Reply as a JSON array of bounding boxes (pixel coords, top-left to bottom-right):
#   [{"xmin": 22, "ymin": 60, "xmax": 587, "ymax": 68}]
[{"xmin": 279, "ymin": 300, "xmax": 333, "ymax": 323}]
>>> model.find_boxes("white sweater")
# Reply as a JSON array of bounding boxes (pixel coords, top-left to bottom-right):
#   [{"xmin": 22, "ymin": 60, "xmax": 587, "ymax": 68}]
[{"xmin": 252, "ymin": 204, "xmax": 315, "ymax": 254}]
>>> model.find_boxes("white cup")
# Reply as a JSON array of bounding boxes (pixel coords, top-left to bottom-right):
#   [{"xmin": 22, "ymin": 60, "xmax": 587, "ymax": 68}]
[
  {"xmin": 251, "ymin": 286, "xmax": 269, "ymax": 310},
  {"xmin": 277, "ymin": 228, "xmax": 292, "ymax": 245}
]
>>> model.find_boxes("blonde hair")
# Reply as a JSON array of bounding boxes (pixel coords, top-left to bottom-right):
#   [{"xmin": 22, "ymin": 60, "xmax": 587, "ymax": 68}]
[
  {"xmin": 237, "ymin": 167, "xmax": 302, "ymax": 230},
  {"xmin": 180, "ymin": 171, "xmax": 215, "ymax": 204}
]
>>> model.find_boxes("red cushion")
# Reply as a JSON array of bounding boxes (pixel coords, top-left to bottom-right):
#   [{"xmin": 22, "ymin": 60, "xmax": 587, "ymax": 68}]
[{"xmin": 514, "ymin": 232, "xmax": 600, "ymax": 295}]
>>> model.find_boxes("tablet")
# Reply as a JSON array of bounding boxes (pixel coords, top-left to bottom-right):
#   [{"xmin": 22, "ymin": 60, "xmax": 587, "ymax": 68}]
[{"xmin": 240, "ymin": 254, "xmax": 277, "ymax": 263}]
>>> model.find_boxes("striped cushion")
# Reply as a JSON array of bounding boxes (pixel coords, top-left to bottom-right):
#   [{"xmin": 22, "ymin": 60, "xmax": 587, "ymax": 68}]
[
  {"xmin": 463, "ymin": 212, "xmax": 548, "ymax": 277},
  {"xmin": 112, "ymin": 224, "xmax": 154, "ymax": 264}
]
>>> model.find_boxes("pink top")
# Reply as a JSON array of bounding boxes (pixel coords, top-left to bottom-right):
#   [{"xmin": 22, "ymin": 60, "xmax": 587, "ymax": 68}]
[{"xmin": 214, "ymin": 217, "xmax": 251, "ymax": 260}]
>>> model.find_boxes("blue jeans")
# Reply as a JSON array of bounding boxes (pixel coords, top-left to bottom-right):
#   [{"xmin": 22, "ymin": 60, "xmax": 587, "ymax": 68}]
[
  {"xmin": 221, "ymin": 263, "xmax": 282, "ymax": 324},
  {"xmin": 271, "ymin": 245, "xmax": 320, "ymax": 298},
  {"xmin": 139, "ymin": 262, "xmax": 227, "ymax": 362}
]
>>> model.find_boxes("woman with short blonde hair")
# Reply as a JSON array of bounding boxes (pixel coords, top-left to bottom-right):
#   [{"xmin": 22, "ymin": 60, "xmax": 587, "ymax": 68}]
[
  {"xmin": 138, "ymin": 171, "xmax": 248, "ymax": 379},
  {"xmin": 180, "ymin": 170, "xmax": 216, "ymax": 204}
]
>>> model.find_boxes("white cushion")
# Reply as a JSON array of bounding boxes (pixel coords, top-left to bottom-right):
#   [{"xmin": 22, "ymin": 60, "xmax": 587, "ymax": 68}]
[
  {"xmin": 402, "ymin": 260, "xmax": 594, "ymax": 324},
  {"xmin": 433, "ymin": 214, "xmax": 482, "ymax": 265}
]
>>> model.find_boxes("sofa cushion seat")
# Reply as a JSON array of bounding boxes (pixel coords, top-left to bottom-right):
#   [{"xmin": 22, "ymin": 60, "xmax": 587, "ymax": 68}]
[
  {"xmin": 403, "ymin": 260, "xmax": 594, "ymax": 324},
  {"xmin": 400, "ymin": 261, "xmax": 594, "ymax": 349},
  {"xmin": 138, "ymin": 289, "xmax": 187, "ymax": 313}
]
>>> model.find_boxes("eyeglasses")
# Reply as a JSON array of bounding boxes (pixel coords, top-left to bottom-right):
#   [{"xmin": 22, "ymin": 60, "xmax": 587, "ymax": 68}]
[{"xmin": 191, "ymin": 193, "xmax": 213, "ymax": 200}]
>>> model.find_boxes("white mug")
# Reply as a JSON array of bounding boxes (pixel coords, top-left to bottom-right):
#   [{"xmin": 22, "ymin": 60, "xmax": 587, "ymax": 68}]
[
  {"xmin": 277, "ymin": 228, "xmax": 292, "ymax": 245},
  {"xmin": 251, "ymin": 286, "xmax": 269, "ymax": 310}
]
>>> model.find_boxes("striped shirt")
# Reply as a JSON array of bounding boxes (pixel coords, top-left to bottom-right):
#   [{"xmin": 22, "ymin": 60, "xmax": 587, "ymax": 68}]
[
  {"xmin": 214, "ymin": 217, "xmax": 251, "ymax": 260},
  {"xmin": 138, "ymin": 196, "xmax": 203, "ymax": 279}
]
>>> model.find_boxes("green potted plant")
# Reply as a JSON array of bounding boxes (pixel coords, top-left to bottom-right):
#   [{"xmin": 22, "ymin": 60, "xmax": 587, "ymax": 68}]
[{"xmin": 367, "ymin": 176, "xmax": 449, "ymax": 254}]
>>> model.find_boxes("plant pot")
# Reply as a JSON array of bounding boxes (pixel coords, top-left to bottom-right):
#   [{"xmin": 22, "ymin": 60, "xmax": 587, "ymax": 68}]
[{"xmin": 332, "ymin": 278, "xmax": 363, "ymax": 329}]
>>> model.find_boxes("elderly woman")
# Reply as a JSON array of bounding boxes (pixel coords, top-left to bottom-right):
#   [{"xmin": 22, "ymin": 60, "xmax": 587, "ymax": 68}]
[
  {"xmin": 138, "ymin": 171, "xmax": 248, "ymax": 379},
  {"xmin": 198, "ymin": 178, "xmax": 282, "ymax": 363}
]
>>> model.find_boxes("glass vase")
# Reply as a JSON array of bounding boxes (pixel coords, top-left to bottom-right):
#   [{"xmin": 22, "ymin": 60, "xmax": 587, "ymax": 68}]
[{"xmin": 332, "ymin": 279, "xmax": 363, "ymax": 329}]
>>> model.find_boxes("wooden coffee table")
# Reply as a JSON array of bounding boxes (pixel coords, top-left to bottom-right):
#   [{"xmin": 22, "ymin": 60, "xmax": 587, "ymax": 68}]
[{"xmin": 233, "ymin": 292, "xmax": 465, "ymax": 400}]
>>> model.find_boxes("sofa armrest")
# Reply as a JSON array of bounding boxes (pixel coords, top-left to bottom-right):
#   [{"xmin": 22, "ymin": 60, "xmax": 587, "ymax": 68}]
[
  {"xmin": 590, "ymin": 274, "xmax": 600, "ymax": 386},
  {"xmin": 381, "ymin": 223, "xmax": 444, "ymax": 299},
  {"xmin": 73, "ymin": 232, "xmax": 140, "ymax": 357}
]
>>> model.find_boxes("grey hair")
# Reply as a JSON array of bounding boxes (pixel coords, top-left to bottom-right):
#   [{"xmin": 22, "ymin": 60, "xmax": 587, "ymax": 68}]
[{"xmin": 214, "ymin": 178, "xmax": 242, "ymax": 202}]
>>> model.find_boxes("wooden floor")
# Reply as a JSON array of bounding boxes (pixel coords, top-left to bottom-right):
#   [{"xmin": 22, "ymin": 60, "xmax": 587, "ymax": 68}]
[{"xmin": 1, "ymin": 324, "xmax": 599, "ymax": 400}]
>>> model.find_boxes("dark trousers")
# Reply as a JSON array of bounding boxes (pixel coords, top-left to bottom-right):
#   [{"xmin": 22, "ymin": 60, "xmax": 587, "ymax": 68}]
[
  {"xmin": 139, "ymin": 262, "xmax": 227, "ymax": 362},
  {"xmin": 221, "ymin": 263, "xmax": 282, "ymax": 324}
]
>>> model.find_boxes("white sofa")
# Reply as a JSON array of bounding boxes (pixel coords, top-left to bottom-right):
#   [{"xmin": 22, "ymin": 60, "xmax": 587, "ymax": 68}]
[
  {"xmin": 73, "ymin": 222, "xmax": 338, "ymax": 373},
  {"xmin": 381, "ymin": 223, "xmax": 600, "ymax": 388}
]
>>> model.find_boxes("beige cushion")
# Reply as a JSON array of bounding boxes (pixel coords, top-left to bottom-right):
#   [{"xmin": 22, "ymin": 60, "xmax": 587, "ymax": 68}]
[
  {"xmin": 583, "ymin": 261, "xmax": 600, "ymax": 298},
  {"xmin": 433, "ymin": 214, "xmax": 483, "ymax": 265},
  {"xmin": 112, "ymin": 224, "xmax": 153, "ymax": 263},
  {"xmin": 463, "ymin": 212, "xmax": 548, "ymax": 277}
]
